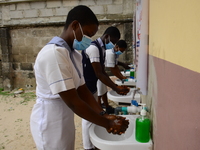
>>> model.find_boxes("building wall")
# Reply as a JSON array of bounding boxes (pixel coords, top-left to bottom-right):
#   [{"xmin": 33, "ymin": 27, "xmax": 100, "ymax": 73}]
[
  {"xmin": 0, "ymin": 0, "xmax": 134, "ymax": 26},
  {"xmin": 148, "ymin": 0, "xmax": 200, "ymax": 149},
  {"xmin": 0, "ymin": 0, "xmax": 135, "ymax": 90}
]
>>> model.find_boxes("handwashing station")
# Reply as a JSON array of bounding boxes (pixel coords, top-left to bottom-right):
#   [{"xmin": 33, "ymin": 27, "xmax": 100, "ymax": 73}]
[{"xmin": 89, "ymin": 67, "xmax": 153, "ymax": 150}]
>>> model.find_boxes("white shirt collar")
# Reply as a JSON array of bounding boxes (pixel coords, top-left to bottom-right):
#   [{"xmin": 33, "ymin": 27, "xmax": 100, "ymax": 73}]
[{"xmin": 97, "ymin": 37, "xmax": 105, "ymax": 48}]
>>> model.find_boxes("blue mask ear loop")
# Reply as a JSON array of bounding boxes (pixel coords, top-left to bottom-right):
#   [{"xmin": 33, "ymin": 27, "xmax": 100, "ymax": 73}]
[
  {"xmin": 78, "ymin": 23, "xmax": 92, "ymax": 40},
  {"xmin": 72, "ymin": 30, "xmax": 77, "ymax": 40},
  {"xmin": 105, "ymin": 35, "xmax": 110, "ymax": 44},
  {"xmin": 78, "ymin": 23, "xmax": 84, "ymax": 37},
  {"xmin": 73, "ymin": 23, "xmax": 83, "ymax": 41},
  {"xmin": 104, "ymin": 35, "xmax": 110, "ymax": 49},
  {"xmin": 108, "ymin": 35, "xmax": 110, "ymax": 43},
  {"xmin": 71, "ymin": 24, "xmax": 82, "ymax": 78}
]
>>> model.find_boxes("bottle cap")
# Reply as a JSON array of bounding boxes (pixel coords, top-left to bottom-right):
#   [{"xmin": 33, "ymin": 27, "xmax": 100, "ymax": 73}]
[
  {"xmin": 129, "ymin": 78, "xmax": 134, "ymax": 81},
  {"xmin": 131, "ymin": 100, "xmax": 139, "ymax": 106},
  {"xmin": 141, "ymin": 109, "xmax": 146, "ymax": 116},
  {"xmin": 140, "ymin": 103, "xmax": 147, "ymax": 116}
]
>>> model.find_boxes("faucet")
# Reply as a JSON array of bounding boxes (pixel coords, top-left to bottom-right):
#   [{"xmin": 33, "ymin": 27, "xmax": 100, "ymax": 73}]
[
  {"xmin": 133, "ymin": 87, "xmax": 140, "ymax": 96},
  {"xmin": 133, "ymin": 87, "xmax": 142, "ymax": 102},
  {"xmin": 114, "ymin": 100, "xmax": 142, "ymax": 115},
  {"xmin": 121, "ymin": 78, "xmax": 128, "ymax": 84}
]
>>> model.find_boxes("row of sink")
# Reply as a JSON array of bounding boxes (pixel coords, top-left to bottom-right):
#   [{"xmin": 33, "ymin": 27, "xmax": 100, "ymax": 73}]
[
  {"xmin": 89, "ymin": 115, "xmax": 152, "ymax": 150},
  {"xmin": 89, "ymin": 77, "xmax": 153, "ymax": 150}
]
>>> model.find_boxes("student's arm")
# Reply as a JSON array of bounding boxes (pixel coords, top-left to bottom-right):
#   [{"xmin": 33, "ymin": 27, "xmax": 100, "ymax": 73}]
[
  {"xmin": 110, "ymin": 65, "xmax": 127, "ymax": 80},
  {"xmin": 77, "ymin": 84, "xmax": 103, "ymax": 113},
  {"xmin": 92, "ymin": 62, "xmax": 119, "ymax": 91},
  {"xmin": 105, "ymin": 50, "xmax": 127, "ymax": 80},
  {"xmin": 91, "ymin": 62, "xmax": 129, "ymax": 94},
  {"xmin": 59, "ymin": 86, "xmax": 129, "ymax": 134},
  {"xmin": 117, "ymin": 61, "xmax": 130, "ymax": 70}
]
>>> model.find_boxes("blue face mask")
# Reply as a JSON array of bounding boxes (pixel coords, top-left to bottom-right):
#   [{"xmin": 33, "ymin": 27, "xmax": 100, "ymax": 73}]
[
  {"xmin": 106, "ymin": 42, "xmax": 114, "ymax": 49},
  {"xmin": 105, "ymin": 36, "xmax": 115, "ymax": 49},
  {"xmin": 73, "ymin": 23, "xmax": 92, "ymax": 50},
  {"xmin": 115, "ymin": 50, "xmax": 123, "ymax": 55}
]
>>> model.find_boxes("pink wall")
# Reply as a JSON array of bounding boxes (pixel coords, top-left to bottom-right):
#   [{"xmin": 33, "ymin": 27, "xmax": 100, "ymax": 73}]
[{"xmin": 152, "ymin": 56, "xmax": 200, "ymax": 150}]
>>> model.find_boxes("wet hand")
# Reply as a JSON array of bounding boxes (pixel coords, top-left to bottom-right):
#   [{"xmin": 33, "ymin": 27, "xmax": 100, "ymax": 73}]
[
  {"xmin": 123, "ymin": 63, "xmax": 131, "ymax": 70},
  {"xmin": 105, "ymin": 115, "xmax": 129, "ymax": 135},
  {"xmin": 116, "ymin": 85, "xmax": 130, "ymax": 95}
]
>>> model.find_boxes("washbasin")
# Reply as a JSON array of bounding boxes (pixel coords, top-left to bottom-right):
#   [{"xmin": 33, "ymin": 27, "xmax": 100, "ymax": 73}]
[
  {"xmin": 115, "ymin": 78, "xmax": 136, "ymax": 86},
  {"xmin": 107, "ymin": 88, "xmax": 137, "ymax": 104},
  {"xmin": 89, "ymin": 115, "xmax": 153, "ymax": 150},
  {"xmin": 121, "ymin": 71, "xmax": 130, "ymax": 77}
]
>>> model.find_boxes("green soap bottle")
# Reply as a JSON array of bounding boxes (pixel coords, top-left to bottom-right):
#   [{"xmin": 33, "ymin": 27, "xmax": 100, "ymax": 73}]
[
  {"xmin": 135, "ymin": 104, "xmax": 150, "ymax": 143},
  {"xmin": 130, "ymin": 68, "xmax": 135, "ymax": 79}
]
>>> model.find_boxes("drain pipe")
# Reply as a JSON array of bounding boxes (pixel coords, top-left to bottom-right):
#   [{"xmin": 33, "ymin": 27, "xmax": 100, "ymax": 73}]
[
  {"xmin": 115, "ymin": 107, "xmax": 128, "ymax": 115},
  {"xmin": 114, "ymin": 100, "xmax": 142, "ymax": 115}
]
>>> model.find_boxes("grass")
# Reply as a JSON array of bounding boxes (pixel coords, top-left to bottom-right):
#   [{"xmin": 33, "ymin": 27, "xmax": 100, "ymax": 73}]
[
  {"xmin": 0, "ymin": 88, "xmax": 36, "ymax": 105},
  {"xmin": 15, "ymin": 118, "xmax": 23, "ymax": 122},
  {"xmin": 0, "ymin": 143, "xmax": 5, "ymax": 150},
  {"xmin": 0, "ymin": 88, "xmax": 14, "ymax": 97},
  {"xmin": 0, "ymin": 88, "xmax": 36, "ymax": 150},
  {"xmin": 19, "ymin": 92, "xmax": 36, "ymax": 105}
]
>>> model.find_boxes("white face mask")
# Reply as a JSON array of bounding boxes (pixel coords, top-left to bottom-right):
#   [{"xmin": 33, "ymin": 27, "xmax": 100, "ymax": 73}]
[{"xmin": 72, "ymin": 23, "xmax": 92, "ymax": 50}]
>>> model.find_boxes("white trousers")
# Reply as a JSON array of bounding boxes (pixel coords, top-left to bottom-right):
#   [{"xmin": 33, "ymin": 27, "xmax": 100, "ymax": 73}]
[
  {"xmin": 30, "ymin": 98, "xmax": 75, "ymax": 150},
  {"xmin": 82, "ymin": 92, "xmax": 98, "ymax": 149},
  {"xmin": 97, "ymin": 80, "xmax": 107, "ymax": 96}
]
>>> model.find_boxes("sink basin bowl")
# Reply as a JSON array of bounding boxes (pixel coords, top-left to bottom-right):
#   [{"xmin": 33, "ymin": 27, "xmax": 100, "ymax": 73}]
[
  {"xmin": 115, "ymin": 78, "xmax": 136, "ymax": 86},
  {"xmin": 121, "ymin": 71, "xmax": 130, "ymax": 77},
  {"xmin": 107, "ymin": 88, "xmax": 136, "ymax": 104},
  {"xmin": 89, "ymin": 115, "xmax": 153, "ymax": 150}
]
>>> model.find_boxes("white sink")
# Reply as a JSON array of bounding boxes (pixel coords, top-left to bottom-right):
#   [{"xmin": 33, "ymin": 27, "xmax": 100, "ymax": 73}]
[
  {"xmin": 115, "ymin": 78, "xmax": 136, "ymax": 86},
  {"xmin": 121, "ymin": 71, "xmax": 130, "ymax": 77},
  {"xmin": 89, "ymin": 115, "xmax": 153, "ymax": 150},
  {"xmin": 107, "ymin": 88, "xmax": 135, "ymax": 104}
]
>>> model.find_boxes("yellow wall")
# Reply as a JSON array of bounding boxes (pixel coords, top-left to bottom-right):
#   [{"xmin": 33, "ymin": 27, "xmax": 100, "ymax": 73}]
[{"xmin": 149, "ymin": 0, "xmax": 200, "ymax": 73}]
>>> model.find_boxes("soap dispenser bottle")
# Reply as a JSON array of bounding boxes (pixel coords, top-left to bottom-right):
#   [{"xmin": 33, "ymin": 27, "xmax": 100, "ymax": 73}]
[
  {"xmin": 130, "ymin": 67, "xmax": 135, "ymax": 79},
  {"xmin": 135, "ymin": 104, "xmax": 150, "ymax": 143}
]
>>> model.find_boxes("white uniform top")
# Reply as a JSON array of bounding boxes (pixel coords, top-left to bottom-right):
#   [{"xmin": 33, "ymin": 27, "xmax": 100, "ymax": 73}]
[
  {"xmin": 82, "ymin": 38, "xmax": 106, "ymax": 149},
  {"xmin": 34, "ymin": 39, "xmax": 85, "ymax": 98},
  {"xmin": 85, "ymin": 37, "xmax": 105, "ymax": 63},
  {"xmin": 31, "ymin": 37, "xmax": 85, "ymax": 150},
  {"xmin": 97, "ymin": 49, "xmax": 118, "ymax": 96},
  {"xmin": 105, "ymin": 48, "xmax": 118, "ymax": 68}
]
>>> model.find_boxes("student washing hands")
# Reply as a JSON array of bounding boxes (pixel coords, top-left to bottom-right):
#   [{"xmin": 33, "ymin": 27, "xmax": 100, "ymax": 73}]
[{"xmin": 30, "ymin": 5, "xmax": 129, "ymax": 150}]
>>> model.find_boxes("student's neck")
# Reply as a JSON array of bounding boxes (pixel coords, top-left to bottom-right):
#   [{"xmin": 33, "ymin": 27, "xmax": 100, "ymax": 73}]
[
  {"xmin": 60, "ymin": 32, "xmax": 73, "ymax": 49},
  {"xmin": 100, "ymin": 36, "xmax": 106, "ymax": 44}
]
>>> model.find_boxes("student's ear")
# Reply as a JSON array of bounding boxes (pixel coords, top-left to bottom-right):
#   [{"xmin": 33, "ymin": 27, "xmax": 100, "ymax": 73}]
[
  {"xmin": 104, "ymin": 34, "xmax": 109, "ymax": 38},
  {"xmin": 103, "ymin": 34, "xmax": 109, "ymax": 43},
  {"xmin": 71, "ymin": 20, "xmax": 79, "ymax": 31}
]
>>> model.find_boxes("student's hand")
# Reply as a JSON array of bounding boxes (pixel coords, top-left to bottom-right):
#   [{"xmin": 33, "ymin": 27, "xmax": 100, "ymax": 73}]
[
  {"xmin": 122, "ymin": 63, "xmax": 131, "ymax": 70},
  {"xmin": 105, "ymin": 115, "xmax": 129, "ymax": 135},
  {"xmin": 122, "ymin": 76, "xmax": 127, "ymax": 79},
  {"xmin": 116, "ymin": 85, "xmax": 130, "ymax": 95}
]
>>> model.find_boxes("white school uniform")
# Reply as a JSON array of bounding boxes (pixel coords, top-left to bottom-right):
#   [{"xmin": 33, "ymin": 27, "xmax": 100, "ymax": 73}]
[
  {"xmin": 82, "ymin": 38, "xmax": 105, "ymax": 149},
  {"xmin": 97, "ymin": 79, "xmax": 107, "ymax": 96},
  {"xmin": 105, "ymin": 48, "xmax": 118, "ymax": 68},
  {"xmin": 30, "ymin": 37, "xmax": 85, "ymax": 150},
  {"xmin": 97, "ymin": 48, "xmax": 118, "ymax": 96}
]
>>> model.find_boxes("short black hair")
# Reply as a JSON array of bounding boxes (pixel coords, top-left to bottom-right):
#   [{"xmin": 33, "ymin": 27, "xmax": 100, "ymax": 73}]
[
  {"xmin": 116, "ymin": 40, "xmax": 127, "ymax": 48},
  {"xmin": 103, "ymin": 26, "xmax": 121, "ymax": 39},
  {"xmin": 65, "ymin": 5, "xmax": 99, "ymax": 29}
]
